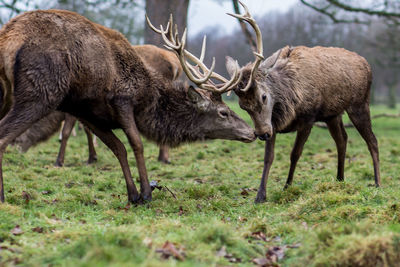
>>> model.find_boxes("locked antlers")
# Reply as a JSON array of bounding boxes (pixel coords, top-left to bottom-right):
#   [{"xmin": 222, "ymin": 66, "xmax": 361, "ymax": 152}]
[{"xmin": 146, "ymin": 0, "xmax": 264, "ymax": 93}]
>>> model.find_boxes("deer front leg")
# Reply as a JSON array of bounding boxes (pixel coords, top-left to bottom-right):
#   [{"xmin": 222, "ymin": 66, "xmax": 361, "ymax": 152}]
[
  {"xmin": 122, "ymin": 122, "xmax": 152, "ymax": 201},
  {"xmin": 255, "ymin": 134, "xmax": 276, "ymax": 203},
  {"xmin": 284, "ymin": 126, "xmax": 312, "ymax": 189},
  {"xmin": 114, "ymin": 102, "xmax": 152, "ymax": 201},
  {"xmin": 80, "ymin": 120, "xmax": 140, "ymax": 203}
]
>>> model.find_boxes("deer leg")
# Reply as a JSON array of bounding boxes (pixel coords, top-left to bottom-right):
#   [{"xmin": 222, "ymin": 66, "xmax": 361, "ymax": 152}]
[
  {"xmin": 158, "ymin": 145, "xmax": 170, "ymax": 164},
  {"xmin": 284, "ymin": 126, "xmax": 312, "ymax": 189},
  {"xmin": 347, "ymin": 104, "xmax": 381, "ymax": 187},
  {"xmin": 0, "ymin": 102, "xmax": 53, "ymax": 202},
  {"xmin": 83, "ymin": 125, "xmax": 97, "ymax": 164},
  {"xmin": 113, "ymin": 103, "xmax": 152, "ymax": 201},
  {"xmin": 122, "ymin": 119, "xmax": 152, "ymax": 201},
  {"xmin": 255, "ymin": 134, "xmax": 276, "ymax": 203},
  {"xmin": 55, "ymin": 114, "xmax": 77, "ymax": 167},
  {"xmin": 81, "ymin": 120, "xmax": 140, "ymax": 203},
  {"xmin": 326, "ymin": 116, "xmax": 348, "ymax": 182}
]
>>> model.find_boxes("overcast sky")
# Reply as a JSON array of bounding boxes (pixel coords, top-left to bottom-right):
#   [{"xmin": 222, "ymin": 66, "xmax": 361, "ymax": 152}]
[{"xmin": 188, "ymin": 0, "xmax": 298, "ymax": 36}]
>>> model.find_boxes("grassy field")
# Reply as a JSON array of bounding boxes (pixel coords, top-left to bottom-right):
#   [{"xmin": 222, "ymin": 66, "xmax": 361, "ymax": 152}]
[{"xmin": 1, "ymin": 104, "xmax": 400, "ymax": 266}]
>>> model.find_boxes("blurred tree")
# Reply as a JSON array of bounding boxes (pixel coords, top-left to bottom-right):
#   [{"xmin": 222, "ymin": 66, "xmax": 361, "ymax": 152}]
[
  {"xmin": 300, "ymin": 0, "xmax": 400, "ymax": 25},
  {"xmin": 144, "ymin": 0, "xmax": 189, "ymax": 46}
]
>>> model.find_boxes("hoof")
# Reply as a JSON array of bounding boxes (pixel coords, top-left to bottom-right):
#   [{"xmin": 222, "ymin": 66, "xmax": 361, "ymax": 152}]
[
  {"xmin": 140, "ymin": 192, "xmax": 152, "ymax": 202},
  {"xmin": 87, "ymin": 156, "xmax": 98, "ymax": 165},
  {"xmin": 54, "ymin": 161, "xmax": 63, "ymax": 167},
  {"xmin": 128, "ymin": 193, "xmax": 141, "ymax": 204},
  {"xmin": 337, "ymin": 177, "xmax": 344, "ymax": 182},
  {"xmin": 254, "ymin": 193, "xmax": 266, "ymax": 203},
  {"xmin": 283, "ymin": 183, "xmax": 290, "ymax": 190},
  {"xmin": 158, "ymin": 158, "xmax": 171, "ymax": 164}
]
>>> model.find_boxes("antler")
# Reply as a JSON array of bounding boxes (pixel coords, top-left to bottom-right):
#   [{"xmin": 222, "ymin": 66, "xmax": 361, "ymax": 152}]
[
  {"xmin": 227, "ymin": 0, "xmax": 264, "ymax": 92},
  {"xmin": 146, "ymin": 14, "xmax": 242, "ymax": 93}
]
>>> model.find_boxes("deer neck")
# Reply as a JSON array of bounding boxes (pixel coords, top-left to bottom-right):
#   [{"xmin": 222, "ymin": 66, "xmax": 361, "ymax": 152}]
[{"xmin": 135, "ymin": 83, "xmax": 206, "ymax": 147}]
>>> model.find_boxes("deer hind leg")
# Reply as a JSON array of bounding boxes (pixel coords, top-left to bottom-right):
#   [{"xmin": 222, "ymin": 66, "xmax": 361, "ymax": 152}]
[
  {"xmin": 55, "ymin": 114, "xmax": 77, "ymax": 167},
  {"xmin": 347, "ymin": 103, "xmax": 381, "ymax": 187},
  {"xmin": 326, "ymin": 115, "xmax": 348, "ymax": 182},
  {"xmin": 83, "ymin": 125, "xmax": 97, "ymax": 165},
  {"xmin": 0, "ymin": 102, "xmax": 53, "ymax": 202},
  {"xmin": 158, "ymin": 145, "xmax": 170, "ymax": 164},
  {"xmin": 284, "ymin": 126, "xmax": 312, "ymax": 189}
]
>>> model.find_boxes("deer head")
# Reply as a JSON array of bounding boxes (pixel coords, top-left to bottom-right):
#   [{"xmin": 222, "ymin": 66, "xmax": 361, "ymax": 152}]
[{"xmin": 146, "ymin": 0, "xmax": 277, "ymax": 140}]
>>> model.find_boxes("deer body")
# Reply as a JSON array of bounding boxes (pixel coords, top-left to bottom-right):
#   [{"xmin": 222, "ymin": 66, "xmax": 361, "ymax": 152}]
[
  {"xmin": 233, "ymin": 45, "xmax": 379, "ymax": 202},
  {"xmin": 0, "ymin": 10, "xmax": 255, "ymax": 203}
]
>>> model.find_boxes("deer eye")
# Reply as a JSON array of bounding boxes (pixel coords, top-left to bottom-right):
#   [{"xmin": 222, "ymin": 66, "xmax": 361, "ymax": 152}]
[
  {"xmin": 218, "ymin": 110, "xmax": 229, "ymax": 118},
  {"xmin": 262, "ymin": 94, "xmax": 267, "ymax": 102}
]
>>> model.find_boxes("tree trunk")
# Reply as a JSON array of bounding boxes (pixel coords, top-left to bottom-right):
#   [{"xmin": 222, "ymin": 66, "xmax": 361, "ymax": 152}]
[{"xmin": 145, "ymin": 0, "xmax": 190, "ymax": 46}]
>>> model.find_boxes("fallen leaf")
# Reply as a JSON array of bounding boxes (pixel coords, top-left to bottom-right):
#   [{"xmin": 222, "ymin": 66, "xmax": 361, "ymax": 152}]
[
  {"xmin": 41, "ymin": 190, "xmax": 51, "ymax": 195},
  {"xmin": 178, "ymin": 206, "xmax": 184, "ymax": 216},
  {"xmin": 11, "ymin": 225, "xmax": 23, "ymax": 236},
  {"xmin": 31, "ymin": 227, "xmax": 44, "ymax": 233},
  {"xmin": 240, "ymin": 188, "xmax": 249, "ymax": 196},
  {"xmin": 143, "ymin": 237, "xmax": 153, "ymax": 248},
  {"xmin": 21, "ymin": 191, "xmax": 31, "ymax": 204},
  {"xmin": 266, "ymin": 246, "xmax": 285, "ymax": 261},
  {"xmin": 156, "ymin": 241, "xmax": 185, "ymax": 261},
  {"xmin": 251, "ymin": 231, "xmax": 268, "ymax": 242},
  {"xmin": 238, "ymin": 216, "xmax": 247, "ymax": 222},
  {"xmin": 216, "ymin": 246, "xmax": 227, "ymax": 257},
  {"xmin": 252, "ymin": 257, "xmax": 273, "ymax": 266},
  {"xmin": 216, "ymin": 246, "xmax": 241, "ymax": 263}
]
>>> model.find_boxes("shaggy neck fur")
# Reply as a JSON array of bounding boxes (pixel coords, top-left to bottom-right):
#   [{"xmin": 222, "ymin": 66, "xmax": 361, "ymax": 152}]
[
  {"xmin": 134, "ymin": 81, "xmax": 207, "ymax": 147},
  {"xmin": 262, "ymin": 62, "xmax": 303, "ymax": 132}
]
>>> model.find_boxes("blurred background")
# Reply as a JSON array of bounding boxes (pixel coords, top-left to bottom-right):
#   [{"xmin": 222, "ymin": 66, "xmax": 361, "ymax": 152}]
[{"xmin": 0, "ymin": 0, "xmax": 399, "ymax": 107}]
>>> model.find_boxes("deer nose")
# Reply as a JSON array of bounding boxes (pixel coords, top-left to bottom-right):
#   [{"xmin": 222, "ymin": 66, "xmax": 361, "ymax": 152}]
[{"xmin": 255, "ymin": 132, "xmax": 271, "ymax": 141}]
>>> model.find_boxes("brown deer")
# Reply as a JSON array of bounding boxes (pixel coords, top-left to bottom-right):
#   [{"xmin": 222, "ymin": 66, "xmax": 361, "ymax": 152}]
[
  {"xmin": 0, "ymin": 9, "xmax": 255, "ymax": 203},
  {"xmin": 149, "ymin": 0, "xmax": 381, "ymax": 203},
  {"xmin": 52, "ymin": 45, "xmax": 183, "ymax": 166}
]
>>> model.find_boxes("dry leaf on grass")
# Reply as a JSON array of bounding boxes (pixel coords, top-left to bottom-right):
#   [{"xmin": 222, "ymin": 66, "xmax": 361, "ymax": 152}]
[
  {"xmin": 156, "ymin": 241, "xmax": 185, "ymax": 261},
  {"xmin": 216, "ymin": 246, "xmax": 242, "ymax": 263},
  {"xmin": 11, "ymin": 225, "xmax": 23, "ymax": 236}
]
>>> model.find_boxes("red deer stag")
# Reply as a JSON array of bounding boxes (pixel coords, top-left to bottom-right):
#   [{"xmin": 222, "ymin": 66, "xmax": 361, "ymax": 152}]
[
  {"xmin": 52, "ymin": 45, "xmax": 183, "ymax": 166},
  {"xmin": 149, "ymin": 0, "xmax": 381, "ymax": 203},
  {"xmin": 0, "ymin": 10, "xmax": 255, "ymax": 203}
]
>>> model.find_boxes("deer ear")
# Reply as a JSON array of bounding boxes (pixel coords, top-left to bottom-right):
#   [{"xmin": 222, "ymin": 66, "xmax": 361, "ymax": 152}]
[
  {"xmin": 260, "ymin": 48, "xmax": 282, "ymax": 70},
  {"xmin": 188, "ymin": 86, "xmax": 210, "ymax": 111},
  {"xmin": 225, "ymin": 56, "xmax": 240, "ymax": 77}
]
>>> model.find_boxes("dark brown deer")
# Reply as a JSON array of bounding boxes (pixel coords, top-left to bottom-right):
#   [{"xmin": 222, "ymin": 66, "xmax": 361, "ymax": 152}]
[
  {"xmin": 150, "ymin": 1, "xmax": 381, "ymax": 203},
  {"xmin": 0, "ymin": 9, "xmax": 255, "ymax": 203},
  {"xmin": 52, "ymin": 44, "xmax": 183, "ymax": 166}
]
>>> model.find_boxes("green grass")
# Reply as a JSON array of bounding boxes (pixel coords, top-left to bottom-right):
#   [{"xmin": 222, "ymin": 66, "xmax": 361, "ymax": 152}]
[{"xmin": 1, "ymin": 104, "xmax": 400, "ymax": 266}]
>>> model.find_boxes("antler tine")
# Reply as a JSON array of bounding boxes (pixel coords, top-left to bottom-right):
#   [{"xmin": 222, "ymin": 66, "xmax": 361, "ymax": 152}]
[
  {"xmin": 145, "ymin": 14, "xmax": 170, "ymax": 34},
  {"xmin": 146, "ymin": 14, "xmax": 243, "ymax": 94},
  {"xmin": 227, "ymin": 0, "xmax": 264, "ymax": 92},
  {"xmin": 160, "ymin": 24, "xmax": 180, "ymax": 50}
]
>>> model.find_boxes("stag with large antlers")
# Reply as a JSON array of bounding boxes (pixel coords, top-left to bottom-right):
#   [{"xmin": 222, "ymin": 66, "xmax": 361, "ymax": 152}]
[
  {"xmin": 0, "ymin": 9, "xmax": 256, "ymax": 204},
  {"xmin": 150, "ymin": 0, "xmax": 380, "ymax": 203}
]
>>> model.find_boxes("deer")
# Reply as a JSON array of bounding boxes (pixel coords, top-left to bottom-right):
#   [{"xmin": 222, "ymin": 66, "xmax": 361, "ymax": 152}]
[
  {"xmin": 0, "ymin": 9, "xmax": 256, "ymax": 203},
  {"xmin": 51, "ymin": 44, "xmax": 183, "ymax": 166},
  {"xmin": 13, "ymin": 45, "xmax": 181, "ymax": 166},
  {"xmin": 148, "ymin": 0, "xmax": 381, "ymax": 203}
]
